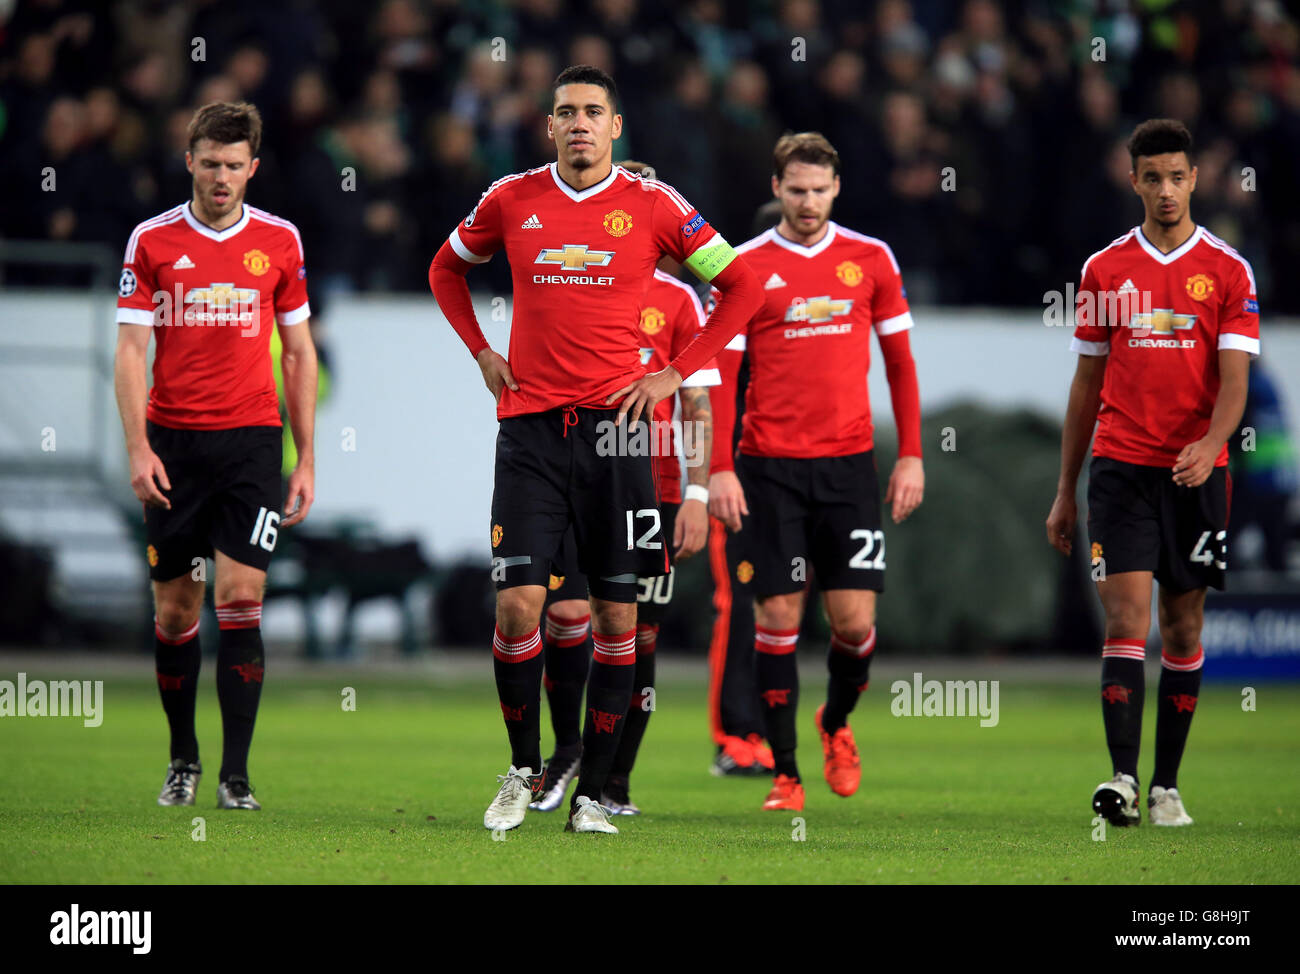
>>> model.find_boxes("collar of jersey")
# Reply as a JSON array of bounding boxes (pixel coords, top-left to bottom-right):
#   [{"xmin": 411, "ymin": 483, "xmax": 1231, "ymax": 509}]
[
  {"xmin": 548, "ymin": 162, "xmax": 619, "ymax": 202},
  {"xmin": 182, "ymin": 202, "xmax": 250, "ymax": 241},
  {"xmin": 766, "ymin": 221, "xmax": 838, "ymax": 258},
  {"xmin": 1134, "ymin": 223, "xmax": 1202, "ymax": 265}
]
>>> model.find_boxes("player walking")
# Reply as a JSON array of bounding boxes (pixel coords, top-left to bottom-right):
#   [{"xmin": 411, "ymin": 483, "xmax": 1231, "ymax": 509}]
[
  {"xmin": 429, "ymin": 67, "xmax": 762, "ymax": 834},
  {"xmin": 1047, "ymin": 119, "xmax": 1257, "ymax": 827},
  {"xmin": 114, "ymin": 102, "xmax": 317, "ymax": 810},
  {"xmin": 709, "ymin": 133, "xmax": 924, "ymax": 811}
]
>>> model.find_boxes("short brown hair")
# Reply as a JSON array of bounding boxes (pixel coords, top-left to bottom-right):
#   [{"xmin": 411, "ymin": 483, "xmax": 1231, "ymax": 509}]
[
  {"xmin": 1127, "ymin": 118, "xmax": 1193, "ymax": 169},
  {"xmin": 187, "ymin": 101, "xmax": 263, "ymax": 157},
  {"xmin": 618, "ymin": 159, "xmax": 657, "ymax": 180},
  {"xmin": 773, "ymin": 132, "xmax": 840, "ymax": 180}
]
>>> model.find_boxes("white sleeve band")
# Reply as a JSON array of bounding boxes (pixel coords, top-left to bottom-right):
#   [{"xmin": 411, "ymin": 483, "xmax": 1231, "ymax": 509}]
[
  {"xmin": 449, "ymin": 228, "xmax": 490, "ymax": 264},
  {"xmin": 1070, "ymin": 337, "xmax": 1109, "ymax": 356},
  {"xmin": 875, "ymin": 311, "xmax": 914, "ymax": 335},
  {"xmin": 277, "ymin": 302, "xmax": 311, "ymax": 325},
  {"xmin": 116, "ymin": 308, "xmax": 155, "ymax": 326},
  {"xmin": 724, "ymin": 333, "xmax": 746, "ymax": 351},
  {"xmin": 1218, "ymin": 332, "xmax": 1260, "ymax": 357},
  {"xmin": 683, "ymin": 484, "xmax": 709, "ymax": 503},
  {"xmin": 681, "ymin": 367, "xmax": 721, "ymax": 388}
]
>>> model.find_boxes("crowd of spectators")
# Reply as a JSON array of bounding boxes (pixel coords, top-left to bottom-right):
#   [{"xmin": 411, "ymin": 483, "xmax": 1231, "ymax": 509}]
[{"xmin": 1, "ymin": 0, "xmax": 1297, "ymax": 310}]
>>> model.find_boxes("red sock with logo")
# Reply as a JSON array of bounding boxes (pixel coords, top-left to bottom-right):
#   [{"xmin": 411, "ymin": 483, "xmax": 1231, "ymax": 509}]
[
  {"xmin": 754, "ymin": 625, "xmax": 800, "ymax": 780},
  {"xmin": 155, "ymin": 617, "xmax": 201, "ymax": 764},
  {"xmin": 1100, "ymin": 638, "xmax": 1146, "ymax": 781},
  {"xmin": 493, "ymin": 624, "xmax": 544, "ymax": 773},
  {"xmin": 610, "ymin": 624, "xmax": 657, "ymax": 778},
  {"xmin": 542, "ymin": 608, "xmax": 590, "ymax": 750},
  {"xmin": 822, "ymin": 626, "xmax": 876, "ymax": 733},
  {"xmin": 574, "ymin": 628, "xmax": 636, "ymax": 804}
]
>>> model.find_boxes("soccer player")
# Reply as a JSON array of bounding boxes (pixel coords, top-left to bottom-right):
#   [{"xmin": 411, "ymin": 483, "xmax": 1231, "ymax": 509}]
[
  {"xmin": 528, "ymin": 160, "xmax": 721, "ymax": 816},
  {"xmin": 1046, "ymin": 119, "xmax": 1258, "ymax": 827},
  {"xmin": 429, "ymin": 66, "xmax": 762, "ymax": 834},
  {"xmin": 709, "ymin": 132, "xmax": 924, "ymax": 811},
  {"xmin": 113, "ymin": 102, "xmax": 317, "ymax": 810}
]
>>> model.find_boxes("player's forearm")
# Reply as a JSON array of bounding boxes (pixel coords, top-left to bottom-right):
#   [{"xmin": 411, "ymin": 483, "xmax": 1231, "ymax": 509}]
[
  {"xmin": 281, "ymin": 340, "xmax": 318, "ymax": 467},
  {"xmin": 113, "ymin": 341, "xmax": 150, "ymax": 455},
  {"xmin": 680, "ymin": 387, "xmax": 713, "ymax": 485},
  {"xmin": 1203, "ymin": 349, "xmax": 1250, "ymax": 449},
  {"xmin": 671, "ymin": 259, "xmax": 762, "ymax": 380},
  {"xmin": 430, "ymin": 243, "xmax": 489, "ymax": 359},
  {"xmin": 1057, "ymin": 359, "xmax": 1105, "ymax": 492},
  {"xmin": 879, "ymin": 330, "xmax": 922, "ymax": 458},
  {"xmin": 709, "ymin": 347, "xmax": 742, "ymax": 474}
]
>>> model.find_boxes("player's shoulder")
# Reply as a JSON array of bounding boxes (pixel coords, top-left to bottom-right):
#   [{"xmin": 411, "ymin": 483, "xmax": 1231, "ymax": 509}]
[
  {"xmin": 734, "ymin": 227, "xmax": 780, "ymax": 257},
  {"xmin": 124, "ymin": 203, "xmax": 188, "ymax": 263},
  {"xmin": 1197, "ymin": 227, "xmax": 1256, "ymax": 291},
  {"xmin": 1080, "ymin": 226, "xmax": 1140, "ymax": 278},
  {"xmin": 614, "ymin": 166, "xmax": 695, "ymax": 216},
  {"xmin": 247, "ymin": 205, "xmax": 306, "ymax": 259},
  {"xmin": 831, "ymin": 223, "xmax": 902, "ymax": 272},
  {"xmin": 480, "ymin": 164, "xmax": 553, "ymax": 205}
]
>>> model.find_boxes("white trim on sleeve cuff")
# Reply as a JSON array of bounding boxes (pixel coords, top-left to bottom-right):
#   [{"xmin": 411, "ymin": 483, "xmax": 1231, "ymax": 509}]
[
  {"xmin": 276, "ymin": 302, "xmax": 312, "ymax": 325},
  {"xmin": 1070, "ymin": 337, "xmax": 1110, "ymax": 356},
  {"xmin": 681, "ymin": 367, "xmax": 721, "ymax": 388},
  {"xmin": 116, "ymin": 308, "xmax": 155, "ymax": 326},
  {"xmin": 449, "ymin": 228, "xmax": 490, "ymax": 264},
  {"xmin": 1218, "ymin": 332, "xmax": 1260, "ymax": 357},
  {"xmin": 875, "ymin": 311, "xmax": 914, "ymax": 335}
]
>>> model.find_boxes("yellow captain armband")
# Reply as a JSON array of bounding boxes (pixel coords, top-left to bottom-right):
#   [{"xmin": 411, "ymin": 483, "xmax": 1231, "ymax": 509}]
[{"xmin": 684, "ymin": 237, "xmax": 738, "ymax": 282}]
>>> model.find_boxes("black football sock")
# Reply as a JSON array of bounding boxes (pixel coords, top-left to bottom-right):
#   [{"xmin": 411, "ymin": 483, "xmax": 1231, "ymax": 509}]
[
  {"xmin": 610, "ymin": 624, "xmax": 657, "ymax": 777},
  {"xmin": 1100, "ymin": 638, "xmax": 1146, "ymax": 781},
  {"xmin": 1152, "ymin": 646, "xmax": 1204, "ymax": 789},
  {"xmin": 543, "ymin": 608, "xmax": 590, "ymax": 750},
  {"xmin": 215, "ymin": 601, "xmax": 265, "ymax": 782},
  {"xmin": 573, "ymin": 629, "xmax": 636, "ymax": 803},
  {"xmin": 822, "ymin": 627, "xmax": 876, "ymax": 733},
  {"xmin": 492, "ymin": 625, "xmax": 544, "ymax": 773},
  {"xmin": 755, "ymin": 625, "xmax": 800, "ymax": 779},
  {"xmin": 154, "ymin": 617, "xmax": 201, "ymax": 764}
]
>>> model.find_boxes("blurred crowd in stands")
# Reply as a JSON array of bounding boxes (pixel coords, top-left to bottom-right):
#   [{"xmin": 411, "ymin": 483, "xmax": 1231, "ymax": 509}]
[{"xmin": 1, "ymin": 0, "xmax": 1298, "ymax": 310}]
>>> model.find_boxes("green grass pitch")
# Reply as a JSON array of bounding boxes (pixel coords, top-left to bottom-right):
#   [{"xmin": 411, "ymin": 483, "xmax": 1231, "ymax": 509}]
[{"xmin": 2, "ymin": 662, "xmax": 1297, "ymax": 884}]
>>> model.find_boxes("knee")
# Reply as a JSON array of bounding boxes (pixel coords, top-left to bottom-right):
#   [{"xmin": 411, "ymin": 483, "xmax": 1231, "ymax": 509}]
[
  {"xmin": 590, "ymin": 600, "xmax": 635, "ymax": 635},
  {"xmin": 1104, "ymin": 603, "xmax": 1149, "ymax": 640},
  {"xmin": 497, "ymin": 587, "xmax": 544, "ymax": 636},
  {"xmin": 546, "ymin": 599, "xmax": 590, "ymax": 624},
  {"xmin": 1160, "ymin": 613, "xmax": 1203, "ymax": 657},
  {"xmin": 154, "ymin": 598, "xmax": 200, "ymax": 636},
  {"xmin": 755, "ymin": 595, "xmax": 801, "ymax": 632},
  {"xmin": 830, "ymin": 611, "xmax": 875, "ymax": 646},
  {"xmin": 214, "ymin": 584, "xmax": 263, "ymax": 608}
]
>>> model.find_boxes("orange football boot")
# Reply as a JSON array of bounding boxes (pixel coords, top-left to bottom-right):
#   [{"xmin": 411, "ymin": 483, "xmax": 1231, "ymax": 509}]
[
  {"xmin": 761, "ymin": 773, "xmax": 805, "ymax": 811},
  {"xmin": 815, "ymin": 704, "xmax": 861, "ymax": 796},
  {"xmin": 747, "ymin": 734, "xmax": 775, "ymax": 772}
]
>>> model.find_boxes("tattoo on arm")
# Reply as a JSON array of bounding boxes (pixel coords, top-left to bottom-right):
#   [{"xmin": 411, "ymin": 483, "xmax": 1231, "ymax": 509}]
[{"xmin": 680, "ymin": 387, "xmax": 713, "ymax": 485}]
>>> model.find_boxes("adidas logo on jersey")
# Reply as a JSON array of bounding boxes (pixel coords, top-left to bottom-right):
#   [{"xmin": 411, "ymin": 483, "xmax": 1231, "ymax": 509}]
[
  {"xmin": 764, "ymin": 273, "xmax": 787, "ymax": 289},
  {"xmin": 521, "ymin": 214, "xmax": 543, "ymax": 229},
  {"xmin": 1117, "ymin": 278, "xmax": 1136, "ymax": 294},
  {"xmin": 172, "ymin": 255, "xmax": 195, "ymax": 269}
]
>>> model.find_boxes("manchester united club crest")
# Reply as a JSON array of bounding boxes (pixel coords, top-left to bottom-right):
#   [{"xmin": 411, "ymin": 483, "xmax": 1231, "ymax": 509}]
[
  {"xmin": 603, "ymin": 209, "xmax": 633, "ymax": 237},
  {"xmin": 243, "ymin": 249, "xmax": 271, "ymax": 276},
  {"xmin": 1090, "ymin": 542, "xmax": 1103, "ymax": 564},
  {"xmin": 640, "ymin": 306, "xmax": 665, "ymax": 335},
  {"xmin": 491, "ymin": 524, "xmax": 503, "ymax": 548},
  {"xmin": 835, "ymin": 260, "xmax": 863, "ymax": 287},
  {"xmin": 1101, "ymin": 685, "xmax": 1132, "ymax": 704},
  {"xmin": 1185, "ymin": 273, "xmax": 1214, "ymax": 302},
  {"xmin": 588, "ymin": 707, "xmax": 623, "ymax": 733},
  {"xmin": 1166, "ymin": 693, "xmax": 1198, "ymax": 713},
  {"xmin": 760, "ymin": 688, "xmax": 791, "ymax": 707},
  {"xmin": 548, "ymin": 574, "xmax": 564, "ymax": 591},
  {"xmin": 146, "ymin": 544, "xmax": 159, "ymax": 567},
  {"xmin": 736, "ymin": 560, "xmax": 754, "ymax": 584}
]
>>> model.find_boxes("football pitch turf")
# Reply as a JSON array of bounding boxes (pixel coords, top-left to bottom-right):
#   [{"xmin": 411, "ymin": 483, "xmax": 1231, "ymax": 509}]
[{"xmin": 2, "ymin": 659, "xmax": 1297, "ymax": 885}]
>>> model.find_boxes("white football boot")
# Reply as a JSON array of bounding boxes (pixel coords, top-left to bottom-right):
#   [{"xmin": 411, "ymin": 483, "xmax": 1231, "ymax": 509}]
[
  {"xmin": 565, "ymin": 795, "xmax": 619, "ymax": 834},
  {"xmin": 483, "ymin": 765, "xmax": 539, "ymax": 831},
  {"xmin": 1148, "ymin": 786, "xmax": 1194, "ymax": 826},
  {"xmin": 1092, "ymin": 772, "xmax": 1141, "ymax": 826}
]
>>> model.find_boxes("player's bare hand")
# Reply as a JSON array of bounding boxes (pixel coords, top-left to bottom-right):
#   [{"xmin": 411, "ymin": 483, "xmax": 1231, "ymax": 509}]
[
  {"xmin": 606, "ymin": 366, "xmax": 681, "ymax": 427},
  {"xmin": 674, "ymin": 497, "xmax": 709, "ymax": 559},
  {"xmin": 1172, "ymin": 437, "xmax": 1218, "ymax": 488},
  {"xmin": 282, "ymin": 462, "xmax": 315, "ymax": 528},
  {"xmin": 476, "ymin": 348, "xmax": 518, "ymax": 403},
  {"xmin": 708, "ymin": 470, "xmax": 748, "ymax": 533},
  {"xmin": 884, "ymin": 456, "xmax": 924, "ymax": 523},
  {"xmin": 128, "ymin": 445, "xmax": 171, "ymax": 510},
  {"xmin": 1046, "ymin": 491, "xmax": 1076, "ymax": 555}
]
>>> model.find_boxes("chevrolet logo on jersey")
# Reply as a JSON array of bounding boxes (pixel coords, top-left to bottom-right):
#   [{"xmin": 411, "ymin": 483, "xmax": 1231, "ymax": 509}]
[
  {"xmin": 784, "ymin": 296, "xmax": 853, "ymax": 324},
  {"xmin": 1126, "ymin": 309, "xmax": 1197, "ymax": 349},
  {"xmin": 181, "ymin": 283, "xmax": 260, "ymax": 330},
  {"xmin": 535, "ymin": 245, "xmax": 614, "ymax": 271}
]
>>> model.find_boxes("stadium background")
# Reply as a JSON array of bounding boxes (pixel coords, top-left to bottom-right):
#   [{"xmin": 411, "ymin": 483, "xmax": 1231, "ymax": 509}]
[{"xmin": 0, "ymin": 0, "xmax": 1297, "ymax": 674}]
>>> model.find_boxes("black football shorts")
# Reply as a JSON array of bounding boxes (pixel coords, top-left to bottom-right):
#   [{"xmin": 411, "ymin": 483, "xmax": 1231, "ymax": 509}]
[
  {"xmin": 1087, "ymin": 455, "xmax": 1228, "ymax": 592},
  {"xmin": 735, "ymin": 450, "xmax": 885, "ymax": 598},
  {"xmin": 491, "ymin": 407, "xmax": 668, "ymax": 604},
  {"xmin": 144, "ymin": 421, "xmax": 283, "ymax": 581}
]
